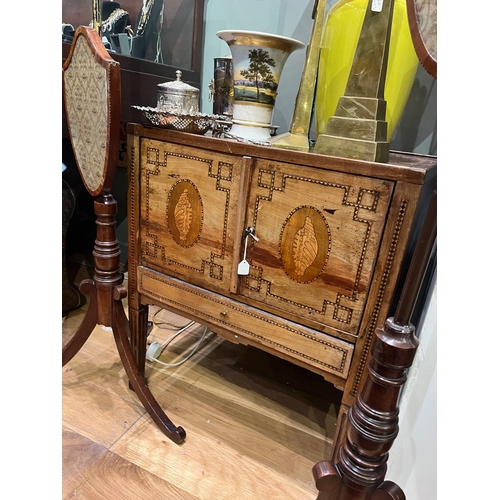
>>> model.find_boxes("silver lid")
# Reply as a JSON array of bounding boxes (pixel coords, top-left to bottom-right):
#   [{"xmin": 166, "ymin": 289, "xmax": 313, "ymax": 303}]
[
  {"xmin": 157, "ymin": 70, "xmax": 200, "ymax": 115},
  {"xmin": 157, "ymin": 70, "xmax": 199, "ymax": 97}
]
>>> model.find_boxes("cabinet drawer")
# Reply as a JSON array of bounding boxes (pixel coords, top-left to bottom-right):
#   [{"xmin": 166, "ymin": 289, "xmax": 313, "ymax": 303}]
[
  {"xmin": 240, "ymin": 159, "xmax": 394, "ymax": 338},
  {"xmin": 138, "ymin": 139, "xmax": 246, "ymax": 293},
  {"xmin": 138, "ymin": 267, "xmax": 354, "ymax": 382}
]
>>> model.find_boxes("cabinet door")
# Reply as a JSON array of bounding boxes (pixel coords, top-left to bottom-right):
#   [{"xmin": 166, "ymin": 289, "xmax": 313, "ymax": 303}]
[
  {"xmin": 138, "ymin": 139, "xmax": 245, "ymax": 293},
  {"xmin": 240, "ymin": 159, "xmax": 394, "ymax": 340}
]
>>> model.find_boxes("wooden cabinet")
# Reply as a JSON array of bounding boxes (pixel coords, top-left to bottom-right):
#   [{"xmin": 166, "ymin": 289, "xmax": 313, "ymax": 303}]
[{"xmin": 126, "ymin": 123, "xmax": 436, "ymax": 450}]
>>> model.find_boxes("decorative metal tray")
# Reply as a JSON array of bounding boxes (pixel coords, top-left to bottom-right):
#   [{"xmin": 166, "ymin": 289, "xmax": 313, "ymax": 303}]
[{"xmin": 132, "ymin": 105, "xmax": 221, "ymax": 135}]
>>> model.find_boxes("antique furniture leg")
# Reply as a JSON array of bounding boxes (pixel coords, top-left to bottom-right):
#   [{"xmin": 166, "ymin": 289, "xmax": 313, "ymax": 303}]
[
  {"xmin": 62, "ymin": 281, "xmax": 97, "ymax": 366},
  {"xmin": 62, "ymin": 194, "xmax": 186, "ymax": 444},
  {"xmin": 312, "ymin": 189, "xmax": 437, "ymax": 500},
  {"xmin": 127, "ymin": 304, "xmax": 150, "ymax": 383},
  {"xmin": 112, "ymin": 286, "xmax": 186, "ymax": 443}
]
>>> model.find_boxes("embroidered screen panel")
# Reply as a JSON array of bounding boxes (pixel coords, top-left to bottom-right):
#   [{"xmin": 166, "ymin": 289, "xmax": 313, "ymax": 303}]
[{"xmin": 64, "ymin": 35, "xmax": 110, "ymax": 194}]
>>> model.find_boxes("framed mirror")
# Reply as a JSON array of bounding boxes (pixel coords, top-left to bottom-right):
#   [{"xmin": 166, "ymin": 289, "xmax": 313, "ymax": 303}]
[{"xmin": 62, "ymin": 0, "xmax": 204, "ymax": 74}]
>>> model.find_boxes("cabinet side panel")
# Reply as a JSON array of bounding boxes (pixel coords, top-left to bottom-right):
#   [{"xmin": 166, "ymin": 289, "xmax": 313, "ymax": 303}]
[
  {"xmin": 342, "ymin": 181, "xmax": 423, "ymax": 407},
  {"xmin": 127, "ymin": 133, "xmax": 141, "ymax": 310}
]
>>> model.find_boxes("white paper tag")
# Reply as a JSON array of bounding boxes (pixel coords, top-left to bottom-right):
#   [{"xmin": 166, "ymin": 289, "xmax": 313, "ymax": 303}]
[
  {"xmin": 371, "ymin": 0, "xmax": 383, "ymax": 12},
  {"xmin": 238, "ymin": 259, "xmax": 250, "ymax": 275}
]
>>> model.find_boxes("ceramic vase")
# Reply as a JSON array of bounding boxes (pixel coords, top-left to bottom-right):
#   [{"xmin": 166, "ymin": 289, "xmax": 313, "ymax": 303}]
[
  {"xmin": 216, "ymin": 30, "xmax": 304, "ymax": 142},
  {"xmin": 315, "ymin": 0, "xmax": 419, "ymax": 141}
]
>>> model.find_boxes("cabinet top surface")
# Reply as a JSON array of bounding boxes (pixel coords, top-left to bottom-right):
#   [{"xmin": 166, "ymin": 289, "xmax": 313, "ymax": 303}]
[{"xmin": 126, "ymin": 123, "xmax": 437, "ymax": 185}]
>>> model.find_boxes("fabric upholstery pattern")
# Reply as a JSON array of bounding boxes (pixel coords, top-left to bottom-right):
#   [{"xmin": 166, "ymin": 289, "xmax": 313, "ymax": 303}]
[{"xmin": 64, "ymin": 35, "xmax": 110, "ymax": 193}]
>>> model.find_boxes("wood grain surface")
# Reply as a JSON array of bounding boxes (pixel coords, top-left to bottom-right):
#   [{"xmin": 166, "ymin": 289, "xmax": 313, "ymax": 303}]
[{"xmin": 63, "ymin": 277, "xmax": 340, "ymax": 499}]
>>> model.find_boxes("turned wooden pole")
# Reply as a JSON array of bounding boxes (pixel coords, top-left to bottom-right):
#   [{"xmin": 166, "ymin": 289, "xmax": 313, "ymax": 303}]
[
  {"xmin": 313, "ymin": 190, "xmax": 437, "ymax": 500},
  {"xmin": 393, "ymin": 190, "xmax": 437, "ymax": 327},
  {"xmin": 92, "ymin": 193, "xmax": 123, "ymax": 327},
  {"xmin": 93, "ymin": 193, "xmax": 147, "ymax": 383}
]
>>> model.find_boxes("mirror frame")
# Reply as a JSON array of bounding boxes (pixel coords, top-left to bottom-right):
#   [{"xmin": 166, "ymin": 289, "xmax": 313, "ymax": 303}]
[{"xmin": 406, "ymin": 0, "xmax": 437, "ymax": 78}]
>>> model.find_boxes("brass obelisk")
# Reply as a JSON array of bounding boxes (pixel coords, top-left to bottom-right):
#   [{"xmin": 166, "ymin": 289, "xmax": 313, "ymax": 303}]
[
  {"xmin": 314, "ymin": 0, "xmax": 395, "ymax": 162},
  {"xmin": 269, "ymin": 0, "xmax": 327, "ymax": 152}
]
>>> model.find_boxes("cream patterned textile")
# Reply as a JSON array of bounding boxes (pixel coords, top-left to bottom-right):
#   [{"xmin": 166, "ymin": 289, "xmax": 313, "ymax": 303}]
[{"xmin": 64, "ymin": 35, "xmax": 110, "ymax": 194}]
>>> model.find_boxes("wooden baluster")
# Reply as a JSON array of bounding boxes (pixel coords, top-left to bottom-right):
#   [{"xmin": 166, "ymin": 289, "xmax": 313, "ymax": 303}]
[
  {"xmin": 313, "ymin": 190, "xmax": 436, "ymax": 500},
  {"xmin": 92, "ymin": 194, "xmax": 123, "ymax": 327}
]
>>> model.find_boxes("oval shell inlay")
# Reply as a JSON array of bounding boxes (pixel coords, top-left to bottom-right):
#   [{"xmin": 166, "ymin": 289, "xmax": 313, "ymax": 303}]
[
  {"xmin": 167, "ymin": 180, "xmax": 203, "ymax": 247},
  {"xmin": 280, "ymin": 207, "xmax": 330, "ymax": 283}
]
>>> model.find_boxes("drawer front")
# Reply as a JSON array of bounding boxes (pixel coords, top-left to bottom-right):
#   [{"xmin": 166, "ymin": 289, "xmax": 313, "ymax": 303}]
[
  {"xmin": 139, "ymin": 139, "xmax": 245, "ymax": 293},
  {"xmin": 240, "ymin": 159, "xmax": 394, "ymax": 337},
  {"xmin": 138, "ymin": 267, "xmax": 354, "ymax": 381}
]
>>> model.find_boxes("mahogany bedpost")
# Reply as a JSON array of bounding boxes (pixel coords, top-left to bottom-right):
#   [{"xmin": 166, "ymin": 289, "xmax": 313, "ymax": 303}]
[{"xmin": 312, "ymin": 189, "xmax": 437, "ymax": 500}]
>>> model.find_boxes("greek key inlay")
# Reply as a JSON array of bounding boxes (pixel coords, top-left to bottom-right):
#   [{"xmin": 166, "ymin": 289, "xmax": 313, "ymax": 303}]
[
  {"xmin": 245, "ymin": 168, "xmax": 384, "ymax": 327},
  {"xmin": 142, "ymin": 145, "xmax": 234, "ymax": 282}
]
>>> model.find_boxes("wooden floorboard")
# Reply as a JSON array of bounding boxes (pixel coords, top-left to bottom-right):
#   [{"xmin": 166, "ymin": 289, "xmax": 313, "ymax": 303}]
[
  {"xmin": 62, "ymin": 426, "xmax": 109, "ymax": 498},
  {"xmin": 62, "ymin": 272, "xmax": 340, "ymax": 499},
  {"xmin": 63, "ymin": 427, "xmax": 198, "ymax": 500}
]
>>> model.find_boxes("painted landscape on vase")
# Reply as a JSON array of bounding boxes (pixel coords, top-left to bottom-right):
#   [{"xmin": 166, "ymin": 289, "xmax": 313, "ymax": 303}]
[{"xmin": 233, "ymin": 47, "xmax": 281, "ymax": 107}]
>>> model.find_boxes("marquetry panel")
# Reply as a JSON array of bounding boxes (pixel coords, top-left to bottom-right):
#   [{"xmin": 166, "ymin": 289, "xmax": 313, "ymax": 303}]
[
  {"xmin": 139, "ymin": 139, "xmax": 244, "ymax": 292},
  {"xmin": 138, "ymin": 268, "xmax": 354, "ymax": 381},
  {"xmin": 240, "ymin": 159, "xmax": 394, "ymax": 338}
]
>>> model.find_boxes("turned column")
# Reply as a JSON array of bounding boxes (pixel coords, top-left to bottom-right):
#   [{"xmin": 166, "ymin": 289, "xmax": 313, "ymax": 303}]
[
  {"xmin": 313, "ymin": 190, "xmax": 436, "ymax": 500},
  {"xmin": 92, "ymin": 193, "xmax": 123, "ymax": 327},
  {"xmin": 313, "ymin": 318, "xmax": 417, "ymax": 500}
]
